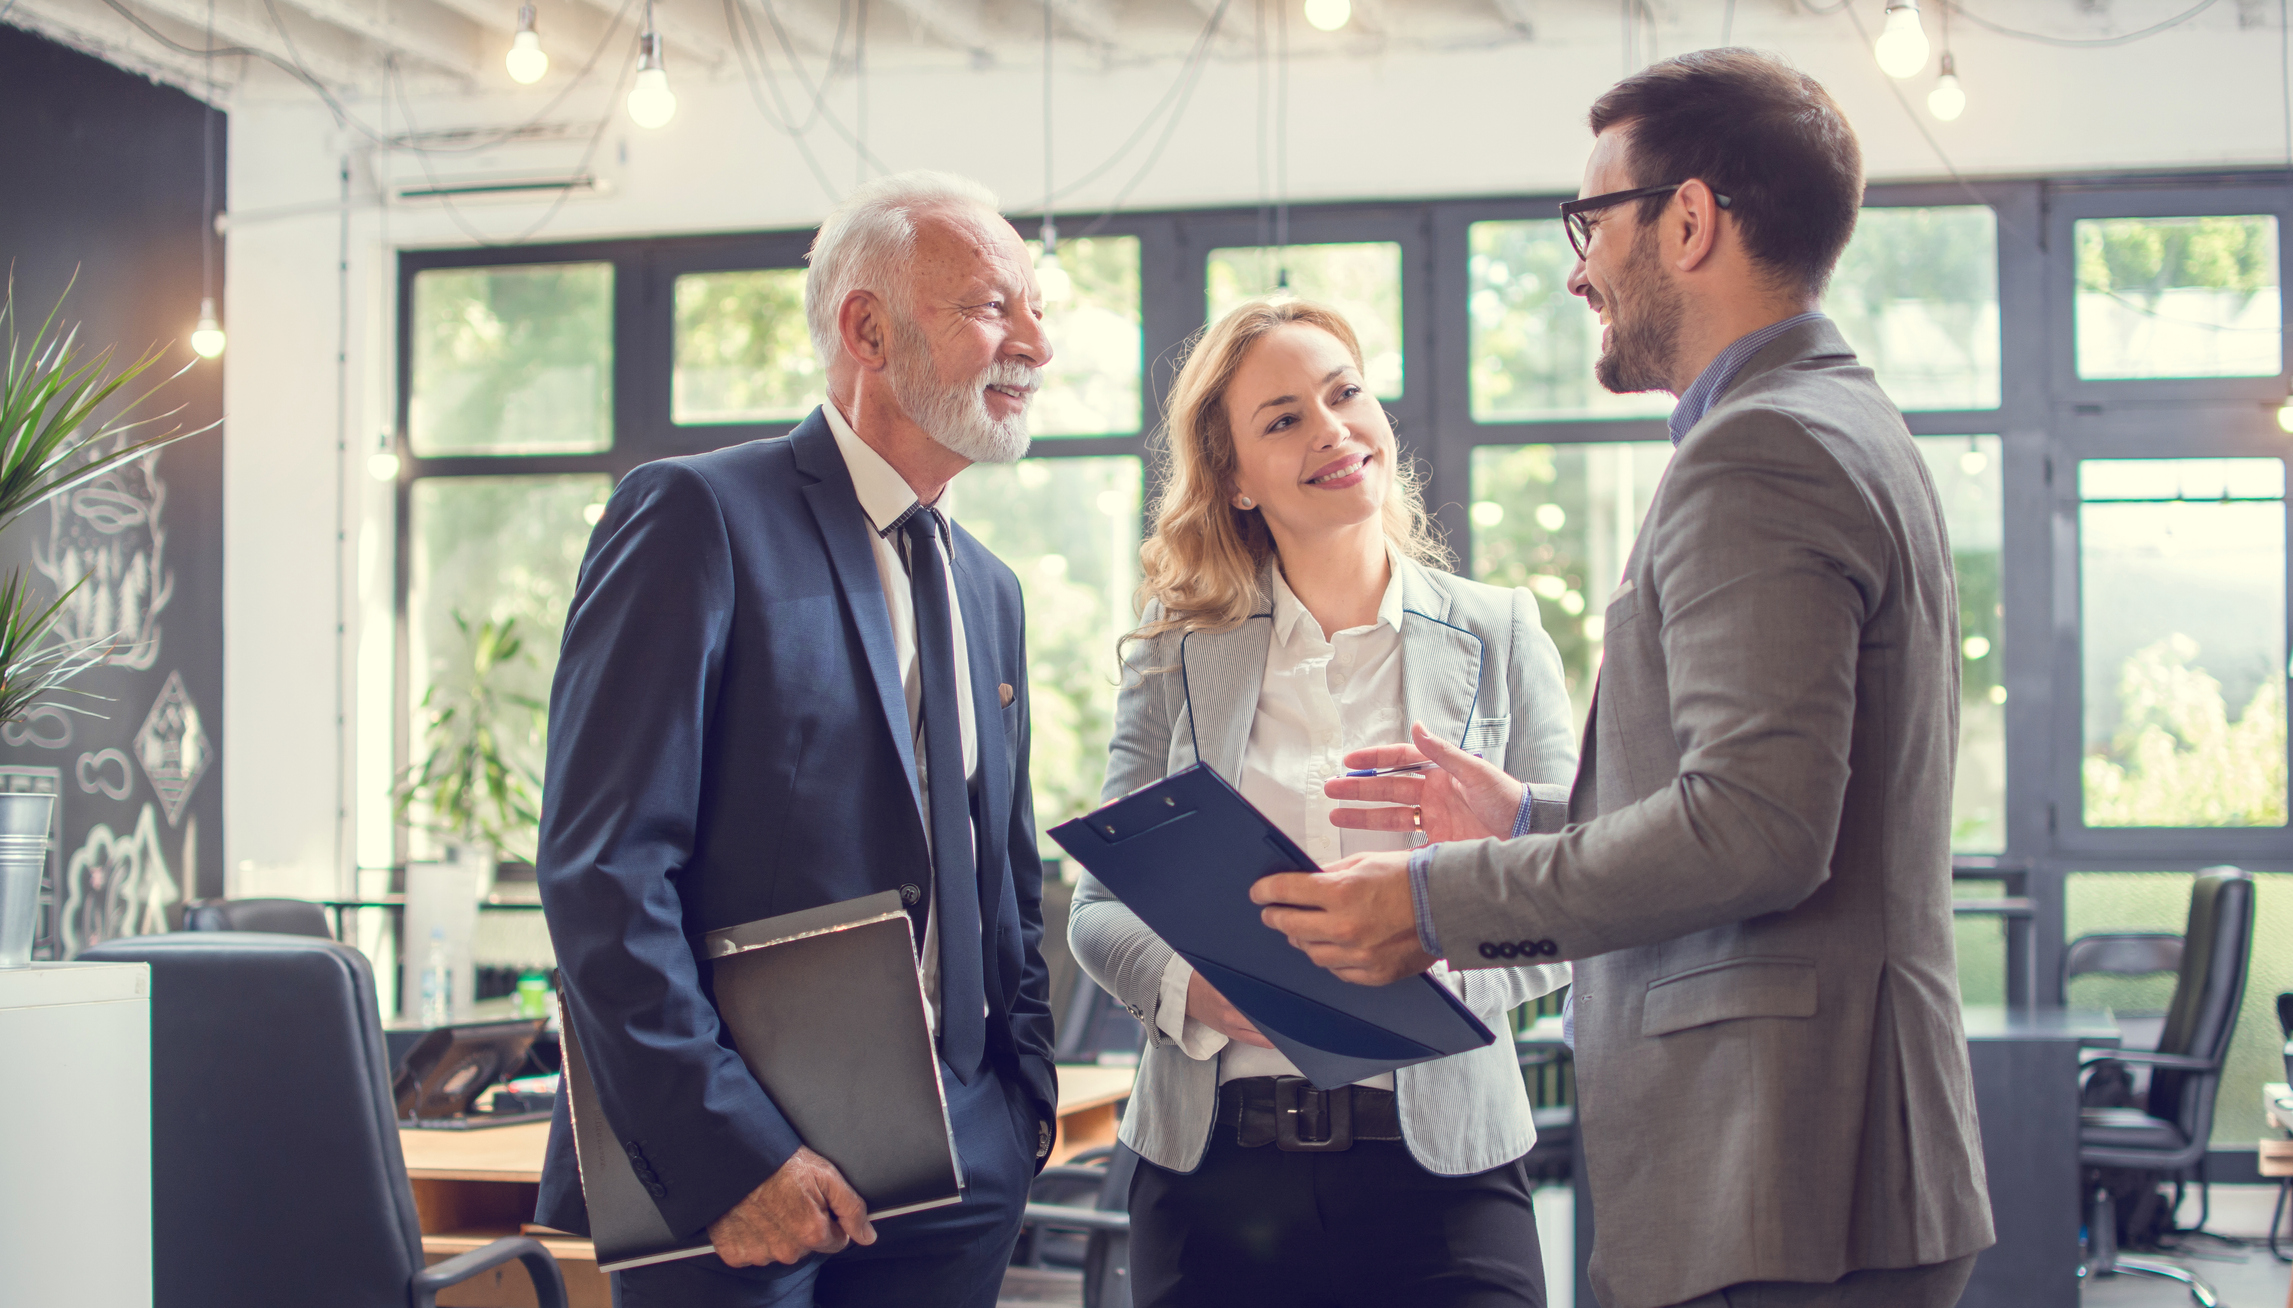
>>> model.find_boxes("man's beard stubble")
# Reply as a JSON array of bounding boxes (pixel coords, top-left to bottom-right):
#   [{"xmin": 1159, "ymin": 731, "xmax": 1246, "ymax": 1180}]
[
  {"xmin": 1592, "ymin": 220, "xmax": 1685, "ymax": 397},
  {"xmin": 887, "ymin": 312, "xmax": 1038, "ymax": 465}
]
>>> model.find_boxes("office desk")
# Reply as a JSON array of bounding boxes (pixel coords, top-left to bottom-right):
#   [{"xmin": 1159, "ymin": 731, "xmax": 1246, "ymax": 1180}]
[
  {"xmin": 1959, "ymin": 1005, "xmax": 2120, "ymax": 1308},
  {"xmin": 401, "ymin": 1066, "xmax": 1135, "ymax": 1307}
]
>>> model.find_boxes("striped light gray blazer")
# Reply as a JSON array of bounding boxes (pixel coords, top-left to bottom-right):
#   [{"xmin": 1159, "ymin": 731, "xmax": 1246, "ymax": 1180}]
[{"xmin": 1068, "ymin": 556, "xmax": 1576, "ymax": 1176}]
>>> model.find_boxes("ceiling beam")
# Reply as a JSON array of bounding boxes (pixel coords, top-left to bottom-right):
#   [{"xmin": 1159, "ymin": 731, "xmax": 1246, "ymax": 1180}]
[
  {"xmin": 1180, "ymin": 0, "xmax": 1253, "ymax": 51},
  {"xmin": 97, "ymin": 0, "xmax": 391, "ymax": 92},
  {"xmin": 268, "ymin": 0, "xmax": 483, "ymax": 77},
  {"xmin": 561, "ymin": 0, "xmax": 728, "ymax": 70},
  {"xmin": 0, "ymin": 1, "xmax": 215, "ymax": 94},
  {"xmin": 1044, "ymin": 0, "xmax": 1118, "ymax": 50},
  {"xmin": 725, "ymin": 0, "xmax": 846, "ymax": 61},
  {"xmin": 875, "ymin": 0, "xmax": 989, "ymax": 59},
  {"xmin": 1488, "ymin": 0, "xmax": 1535, "ymax": 38}
]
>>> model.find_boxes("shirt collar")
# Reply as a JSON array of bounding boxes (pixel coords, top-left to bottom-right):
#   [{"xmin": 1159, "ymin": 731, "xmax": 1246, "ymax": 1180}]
[
  {"xmin": 821, "ymin": 399, "xmax": 926, "ymax": 536},
  {"xmin": 1666, "ymin": 311, "xmax": 1829, "ymax": 447},
  {"xmin": 1269, "ymin": 549, "xmax": 1407, "ymax": 646}
]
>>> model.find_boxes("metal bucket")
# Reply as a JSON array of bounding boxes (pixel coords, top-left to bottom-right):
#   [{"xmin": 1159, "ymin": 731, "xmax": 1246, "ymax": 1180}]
[{"xmin": 0, "ymin": 790, "xmax": 56, "ymax": 968}]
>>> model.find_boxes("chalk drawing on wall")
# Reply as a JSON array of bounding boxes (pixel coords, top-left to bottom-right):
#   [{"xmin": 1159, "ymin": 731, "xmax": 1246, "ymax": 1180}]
[
  {"xmin": 2, "ymin": 705, "xmax": 73, "ymax": 750},
  {"xmin": 62, "ymin": 803, "xmax": 174, "ymax": 956},
  {"xmin": 75, "ymin": 748, "xmax": 132, "ymax": 800},
  {"xmin": 33, "ymin": 448, "xmax": 173, "ymax": 671},
  {"xmin": 134, "ymin": 671, "xmax": 208, "ymax": 828}
]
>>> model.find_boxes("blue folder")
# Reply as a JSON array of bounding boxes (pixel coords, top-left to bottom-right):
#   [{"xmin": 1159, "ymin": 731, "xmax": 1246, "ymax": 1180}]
[{"xmin": 1051, "ymin": 763, "xmax": 1495, "ymax": 1089}]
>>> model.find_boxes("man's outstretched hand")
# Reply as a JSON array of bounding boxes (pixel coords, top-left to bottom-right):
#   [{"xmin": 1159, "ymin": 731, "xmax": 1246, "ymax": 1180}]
[
  {"xmin": 708, "ymin": 1146, "xmax": 876, "ymax": 1268},
  {"xmin": 1251, "ymin": 849, "xmax": 1436, "ymax": 986},
  {"xmin": 1323, "ymin": 722, "xmax": 1525, "ymax": 842}
]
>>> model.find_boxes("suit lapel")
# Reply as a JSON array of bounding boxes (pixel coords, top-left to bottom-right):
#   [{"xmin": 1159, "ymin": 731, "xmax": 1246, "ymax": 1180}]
[
  {"xmin": 1398, "ymin": 563, "xmax": 1484, "ymax": 750},
  {"xmin": 1177, "ymin": 612, "xmax": 1272, "ymax": 782},
  {"xmin": 789, "ymin": 412, "xmax": 924, "ymax": 819}
]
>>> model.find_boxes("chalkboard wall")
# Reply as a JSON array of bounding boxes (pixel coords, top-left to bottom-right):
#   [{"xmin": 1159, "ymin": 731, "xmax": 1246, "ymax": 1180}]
[{"xmin": 0, "ymin": 24, "xmax": 227, "ymax": 955}]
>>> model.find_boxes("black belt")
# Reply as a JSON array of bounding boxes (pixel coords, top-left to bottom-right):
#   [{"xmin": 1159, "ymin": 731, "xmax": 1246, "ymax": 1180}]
[{"xmin": 1215, "ymin": 1076, "xmax": 1402, "ymax": 1152}]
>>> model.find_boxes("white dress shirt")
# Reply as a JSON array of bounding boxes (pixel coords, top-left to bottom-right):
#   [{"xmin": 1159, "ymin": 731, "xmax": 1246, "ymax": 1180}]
[
  {"xmin": 823, "ymin": 400, "xmax": 979, "ymax": 1038},
  {"xmin": 1155, "ymin": 558, "xmax": 1429, "ymax": 1090}
]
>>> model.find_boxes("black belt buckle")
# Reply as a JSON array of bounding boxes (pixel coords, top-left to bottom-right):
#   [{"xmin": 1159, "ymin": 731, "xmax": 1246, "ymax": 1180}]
[{"xmin": 1274, "ymin": 1077, "xmax": 1352, "ymax": 1152}]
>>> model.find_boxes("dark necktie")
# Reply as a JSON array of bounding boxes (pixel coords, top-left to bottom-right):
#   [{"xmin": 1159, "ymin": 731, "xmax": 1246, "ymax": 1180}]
[{"xmin": 900, "ymin": 508, "xmax": 986, "ymax": 1082}]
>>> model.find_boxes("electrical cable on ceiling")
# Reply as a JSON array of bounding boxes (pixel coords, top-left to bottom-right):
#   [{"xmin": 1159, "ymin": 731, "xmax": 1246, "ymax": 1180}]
[
  {"xmin": 1941, "ymin": 0, "xmax": 2226, "ymax": 48},
  {"xmin": 854, "ymin": 0, "xmax": 868, "ymax": 187},
  {"xmin": 737, "ymin": 0, "xmax": 895, "ymax": 180},
  {"xmin": 721, "ymin": 0, "xmax": 844, "ymax": 201},
  {"xmin": 1255, "ymin": 0, "xmax": 1269, "ymax": 253},
  {"xmin": 1275, "ymin": 0, "xmax": 1289, "ymax": 281},
  {"xmin": 1837, "ymin": 0, "xmax": 2031, "ymax": 248},
  {"xmin": 1722, "ymin": 0, "xmax": 1737, "ymax": 45},
  {"xmin": 1027, "ymin": 0, "xmax": 1232, "ymax": 219}
]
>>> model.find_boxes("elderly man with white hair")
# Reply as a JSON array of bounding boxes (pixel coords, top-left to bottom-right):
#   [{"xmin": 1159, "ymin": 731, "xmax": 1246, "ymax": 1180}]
[{"xmin": 533, "ymin": 170, "xmax": 1060, "ymax": 1307}]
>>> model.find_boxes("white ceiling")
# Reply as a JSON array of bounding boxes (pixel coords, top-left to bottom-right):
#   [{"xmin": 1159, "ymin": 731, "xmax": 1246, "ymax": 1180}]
[{"xmin": 3, "ymin": 0, "xmax": 2274, "ymax": 111}]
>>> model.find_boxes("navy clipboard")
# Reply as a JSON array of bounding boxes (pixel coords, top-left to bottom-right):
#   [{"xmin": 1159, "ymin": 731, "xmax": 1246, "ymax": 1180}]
[{"xmin": 1050, "ymin": 763, "xmax": 1494, "ymax": 1088}]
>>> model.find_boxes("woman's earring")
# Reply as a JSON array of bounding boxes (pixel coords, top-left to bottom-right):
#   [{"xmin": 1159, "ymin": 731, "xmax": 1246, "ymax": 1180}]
[{"xmin": 1236, "ymin": 495, "xmax": 1256, "ymax": 510}]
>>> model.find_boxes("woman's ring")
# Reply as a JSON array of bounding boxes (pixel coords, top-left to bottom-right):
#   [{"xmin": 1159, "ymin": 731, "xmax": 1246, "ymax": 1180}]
[{"xmin": 1413, "ymin": 806, "xmax": 1423, "ymax": 831}]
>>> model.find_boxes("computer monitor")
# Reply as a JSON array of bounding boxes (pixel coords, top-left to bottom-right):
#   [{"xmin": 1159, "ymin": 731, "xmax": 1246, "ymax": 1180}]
[{"xmin": 392, "ymin": 1017, "xmax": 546, "ymax": 1125}]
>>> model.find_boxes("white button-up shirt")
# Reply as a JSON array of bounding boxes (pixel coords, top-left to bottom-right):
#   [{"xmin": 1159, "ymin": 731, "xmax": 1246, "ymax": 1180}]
[
  {"xmin": 823, "ymin": 400, "xmax": 978, "ymax": 1039},
  {"xmin": 1157, "ymin": 558, "xmax": 1421, "ymax": 1089}
]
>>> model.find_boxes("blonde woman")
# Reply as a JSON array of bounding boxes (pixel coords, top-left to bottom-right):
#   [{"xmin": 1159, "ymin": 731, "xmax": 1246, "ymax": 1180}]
[{"xmin": 1068, "ymin": 298, "xmax": 1574, "ymax": 1307}]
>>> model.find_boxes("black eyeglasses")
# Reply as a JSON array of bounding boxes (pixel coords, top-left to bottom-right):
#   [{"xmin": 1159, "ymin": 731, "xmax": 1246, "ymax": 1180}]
[{"xmin": 1560, "ymin": 183, "xmax": 1732, "ymax": 260}]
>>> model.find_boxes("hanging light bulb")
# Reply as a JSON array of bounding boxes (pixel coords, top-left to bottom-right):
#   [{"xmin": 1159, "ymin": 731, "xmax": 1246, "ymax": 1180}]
[
  {"xmin": 1303, "ymin": 0, "xmax": 1351, "ymax": 31},
  {"xmin": 190, "ymin": 296, "xmax": 225, "ymax": 359},
  {"xmin": 626, "ymin": 11, "xmax": 676, "ymax": 129},
  {"xmin": 1874, "ymin": 0, "xmax": 1930, "ymax": 79},
  {"xmin": 2277, "ymin": 390, "xmax": 2293, "ymax": 434},
  {"xmin": 1959, "ymin": 436, "xmax": 1987, "ymax": 477},
  {"xmin": 1928, "ymin": 52, "xmax": 1966, "ymax": 121},
  {"xmin": 1036, "ymin": 218, "xmax": 1073, "ymax": 304},
  {"xmin": 368, "ymin": 450, "xmax": 402, "ymax": 482},
  {"xmin": 506, "ymin": 3, "xmax": 549, "ymax": 84}
]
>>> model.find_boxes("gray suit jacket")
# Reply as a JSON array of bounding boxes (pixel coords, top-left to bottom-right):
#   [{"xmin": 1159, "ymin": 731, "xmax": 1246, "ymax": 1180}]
[
  {"xmin": 1070, "ymin": 557, "xmax": 1575, "ymax": 1176},
  {"xmin": 1425, "ymin": 320, "xmax": 1995, "ymax": 1307}
]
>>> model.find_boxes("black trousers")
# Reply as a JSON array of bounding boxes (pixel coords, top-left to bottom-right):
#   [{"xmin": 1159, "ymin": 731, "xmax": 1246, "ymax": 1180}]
[{"xmin": 1128, "ymin": 1130, "xmax": 1548, "ymax": 1308}]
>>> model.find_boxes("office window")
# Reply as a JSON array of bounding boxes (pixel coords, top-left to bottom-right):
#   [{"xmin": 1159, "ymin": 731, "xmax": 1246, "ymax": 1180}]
[
  {"xmin": 2066, "ymin": 871, "xmax": 2293, "ymax": 1147},
  {"xmin": 947, "ymin": 456, "xmax": 1143, "ymax": 843},
  {"xmin": 410, "ymin": 262, "xmax": 614, "ymax": 456},
  {"xmin": 2075, "ymin": 215, "xmax": 2282, "ymax": 380},
  {"xmin": 1207, "ymin": 242, "xmax": 1404, "ymax": 399},
  {"xmin": 1950, "ymin": 878, "xmax": 2007, "ymax": 1007},
  {"xmin": 1829, "ymin": 207, "xmax": 2001, "ymax": 411},
  {"xmin": 1468, "ymin": 220, "xmax": 1675, "ymax": 424},
  {"xmin": 406, "ymin": 475, "xmax": 612, "ymax": 858},
  {"xmin": 673, "ymin": 268, "xmax": 819, "ymax": 425},
  {"xmin": 1469, "ymin": 441, "xmax": 1673, "ymax": 731},
  {"xmin": 2080, "ymin": 458, "xmax": 2286, "ymax": 828},
  {"xmin": 1026, "ymin": 235, "xmax": 1143, "ymax": 437},
  {"xmin": 1914, "ymin": 436, "xmax": 2005, "ymax": 852}
]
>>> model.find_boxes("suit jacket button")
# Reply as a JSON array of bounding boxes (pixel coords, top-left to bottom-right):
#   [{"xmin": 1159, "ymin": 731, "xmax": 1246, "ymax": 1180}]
[
  {"xmin": 900, "ymin": 883, "xmax": 923, "ymax": 906},
  {"xmin": 1478, "ymin": 942, "xmax": 1499, "ymax": 959}
]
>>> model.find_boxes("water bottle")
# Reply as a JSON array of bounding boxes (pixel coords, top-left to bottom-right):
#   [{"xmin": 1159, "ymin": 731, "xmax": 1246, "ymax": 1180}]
[{"xmin": 419, "ymin": 926, "xmax": 452, "ymax": 1027}]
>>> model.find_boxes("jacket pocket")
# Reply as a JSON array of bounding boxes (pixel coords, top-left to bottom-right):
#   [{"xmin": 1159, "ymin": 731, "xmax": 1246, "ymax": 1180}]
[
  {"xmin": 1602, "ymin": 580, "xmax": 1642, "ymax": 632},
  {"xmin": 1461, "ymin": 715, "xmax": 1511, "ymax": 755},
  {"xmin": 1640, "ymin": 956, "xmax": 1817, "ymax": 1037}
]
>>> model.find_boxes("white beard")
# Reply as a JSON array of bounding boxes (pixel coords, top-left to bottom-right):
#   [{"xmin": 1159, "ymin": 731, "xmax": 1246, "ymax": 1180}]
[{"xmin": 888, "ymin": 315, "xmax": 1038, "ymax": 465}]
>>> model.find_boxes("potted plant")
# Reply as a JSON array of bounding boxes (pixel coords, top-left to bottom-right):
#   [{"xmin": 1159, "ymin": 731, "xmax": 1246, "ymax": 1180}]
[
  {"xmin": 0, "ymin": 280, "xmax": 210, "ymax": 968},
  {"xmin": 393, "ymin": 610, "xmax": 547, "ymax": 885}
]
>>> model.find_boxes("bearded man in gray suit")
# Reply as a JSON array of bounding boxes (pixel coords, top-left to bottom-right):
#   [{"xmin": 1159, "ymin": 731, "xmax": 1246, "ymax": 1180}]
[{"xmin": 1254, "ymin": 50, "xmax": 1995, "ymax": 1308}]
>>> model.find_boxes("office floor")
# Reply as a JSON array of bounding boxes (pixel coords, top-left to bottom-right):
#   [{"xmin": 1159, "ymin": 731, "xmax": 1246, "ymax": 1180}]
[{"xmin": 994, "ymin": 1184, "xmax": 2293, "ymax": 1307}]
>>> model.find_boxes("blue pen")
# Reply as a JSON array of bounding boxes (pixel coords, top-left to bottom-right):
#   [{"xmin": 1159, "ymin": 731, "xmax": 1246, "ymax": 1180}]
[{"xmin": 1334, "ymin": 761, "xmax": 1438, "ymax": 779}]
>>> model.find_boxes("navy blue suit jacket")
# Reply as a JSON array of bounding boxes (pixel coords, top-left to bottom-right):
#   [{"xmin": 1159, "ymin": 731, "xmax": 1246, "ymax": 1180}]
[{"xmin": 533, "ymin": 410, "xmax": 1059, "ymax": 1240}]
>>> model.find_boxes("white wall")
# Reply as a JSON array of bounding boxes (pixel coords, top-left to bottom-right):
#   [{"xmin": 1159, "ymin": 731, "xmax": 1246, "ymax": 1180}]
[{"xmin": 219, "ymin": 16, "xmax": 2293, "ymax": 886}]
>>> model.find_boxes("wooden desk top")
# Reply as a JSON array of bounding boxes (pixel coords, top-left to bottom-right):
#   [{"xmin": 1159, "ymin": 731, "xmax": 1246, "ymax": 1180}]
[{"xmin": 398, "ymin": 1065, "xmax": 1135, "ymax": 1183}]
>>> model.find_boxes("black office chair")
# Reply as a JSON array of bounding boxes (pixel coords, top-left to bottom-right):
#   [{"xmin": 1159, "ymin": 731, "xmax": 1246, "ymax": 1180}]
[
  {"xmin": 79, "ymin": 932, "xmax": 566, "ymax": 1308},
  {"xmin": 180, "ymin": 896, "xmax": 334, "ymax": 938},
  {"xmin": 2074, "ymin": 867, "xmax": 2254, "ymax": 1308},
  {"xmin": 1019, "ymin": 1141, "xmax": 1137, "ymax": 1308}
]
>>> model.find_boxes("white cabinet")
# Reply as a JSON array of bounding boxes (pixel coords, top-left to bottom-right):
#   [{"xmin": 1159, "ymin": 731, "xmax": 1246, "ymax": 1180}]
[{"xmin": 0, "ymin": 962, "xmax": 151, "ymax": 1308}]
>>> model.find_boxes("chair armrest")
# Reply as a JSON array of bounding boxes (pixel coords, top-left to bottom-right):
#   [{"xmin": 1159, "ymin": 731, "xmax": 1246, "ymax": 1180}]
[
  {"xmin": 1022, "ymin": 1202, "xmax": 1132, "ymax": 1234},
  {"xmin": 411, "ymin": 1234, "xmax": 568, "ymax": 1308},
  {"xmin": 2079, "ymin": 1049, "xmax": 2219, "ymax": 1072}
]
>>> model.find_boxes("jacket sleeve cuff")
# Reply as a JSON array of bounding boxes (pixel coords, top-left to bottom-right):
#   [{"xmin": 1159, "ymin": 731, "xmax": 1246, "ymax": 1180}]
[
  {"xmin": 1508, "ymin": 787, "xmax": 1537, "ymax": 838},
  {"xmin": 1409, "ymin": 843, "xmax": 1443, "ymax": 957},
  {"xmin": 1156, "ymin": 953, "xmax": 1230, "ymax": 1061}
]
